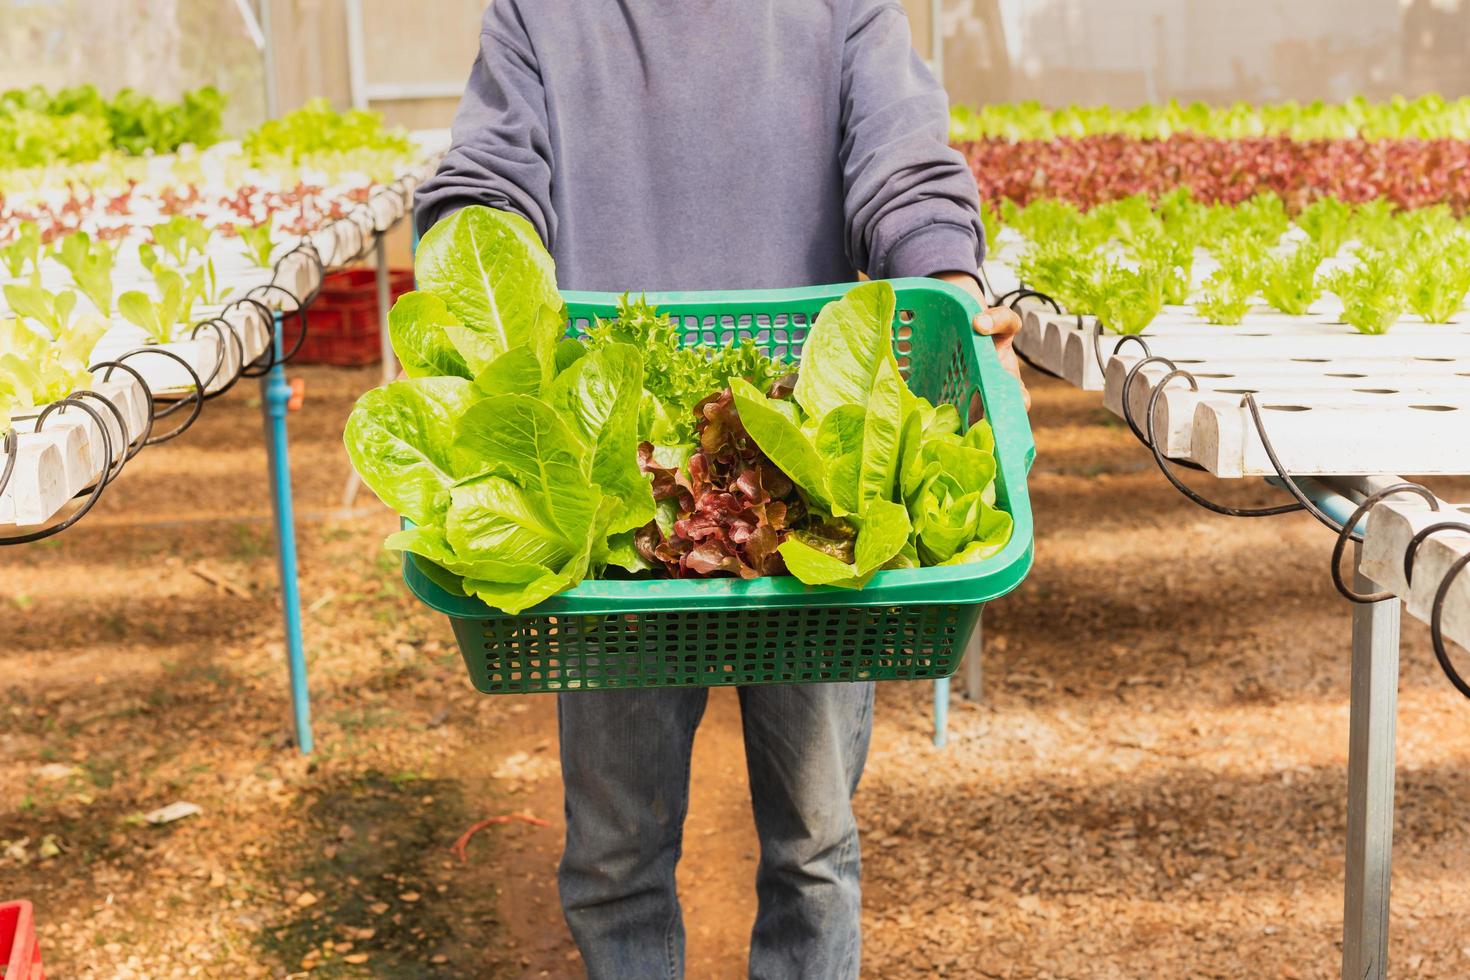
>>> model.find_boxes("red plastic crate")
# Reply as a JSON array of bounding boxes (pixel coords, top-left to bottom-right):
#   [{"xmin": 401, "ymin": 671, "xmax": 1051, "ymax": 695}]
[
  {"xmin": 287, "ymin": 267, "xmax": 414, "ymax": 367},
  {"xmin": 1, "ymin": 901, "xmax": 43, "ymax": 980}
]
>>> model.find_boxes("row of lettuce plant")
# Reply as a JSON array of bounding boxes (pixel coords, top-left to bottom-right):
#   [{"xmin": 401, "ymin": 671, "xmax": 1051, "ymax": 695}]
[
  {"xmin": 992, "ymin": 191, "xmax": 1470, "ymax": 335},
  {"xmin": 951, "ymin": 95, "xmax": 1470, "ymax": 143}
]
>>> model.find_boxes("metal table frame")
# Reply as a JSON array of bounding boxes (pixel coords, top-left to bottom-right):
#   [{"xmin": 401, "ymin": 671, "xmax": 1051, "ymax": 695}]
[{"xmin": 930, "ymin": 471, "xmax": 1407, "ymax": 978}]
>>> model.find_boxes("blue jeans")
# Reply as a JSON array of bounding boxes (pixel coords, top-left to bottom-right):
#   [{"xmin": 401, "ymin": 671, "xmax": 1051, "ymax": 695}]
[{"xmin": 556, "ymin": 682, "xmax": 875, "ymax": 979}]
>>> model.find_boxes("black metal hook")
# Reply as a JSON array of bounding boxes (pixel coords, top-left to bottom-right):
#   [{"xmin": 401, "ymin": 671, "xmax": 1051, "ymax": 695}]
[
  {"xmin": 61, "ymin": 390, "xmax": 131, "ymax": 483},
  {"xmin": 226, "ymin": 296, "xmax": 281, "ymax": 375}
]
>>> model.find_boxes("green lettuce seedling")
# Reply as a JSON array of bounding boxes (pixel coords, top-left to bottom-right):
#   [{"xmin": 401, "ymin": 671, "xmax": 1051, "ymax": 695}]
[
  {"xmin": 1296, "ymin": 197, "xmax": 1353, "ymax": 256},
  {"xmin": 186, "ymin": 259, "xmax": 227, "ymax": 308},
  {"xmin": 1405, "ymin": 235, "xmax": 1470, "ymax": 323},
  {"xmin": 1086, "ymin": 262, "xmax": 1163, "ymax": 335},
  {"xmin": 1324, "ymin": 250, "xmax": 1406, "ymax": 335},
  {"xmin": 54, "ymin": 231, "xmax": 115, "ymax": 316},
  {"xmin": 0, "ymin": 221, "xmax": 43, "ymax": 283},
  {"xmin": 1260, "ymin": 244, "xmax": 1324, "ymax": 316},
  {"xmin": 4, "ymin": 284, "xmax": 79, "ymax": 336},
  {"xmin": 238, "ymin": 219, "xmax": 276, "ymax": 268},
  {"xmin": 118, "ymin": 268, "xmax": 197, "ymax": 344},
  {"xmin": 149, "ymin": 215, "xmax": 210, "ymax": 266},
  {"xmin": 1194, "ymin": 257, "xmax": 1258, "ymax": 325}
]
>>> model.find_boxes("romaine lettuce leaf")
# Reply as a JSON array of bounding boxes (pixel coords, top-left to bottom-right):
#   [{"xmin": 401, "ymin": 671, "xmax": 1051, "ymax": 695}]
[
  {"xmin": 858, "ymin": 357, "xmax": 905, "ymax": 511},
  {"xmin": 474, "ymin": 345, "xmax": 544, "ymax": 397},
  {"xmin": 413, "ymin": 207, "xmax": 564, "ymax": 372},
  {"xmin": 794, "ymin": 280, "xmax": 900, "ymax": 421},
  {"xmin": 343, "ymin": 377, "xmax": 482, "ymax": 525},
  {"xmin": 544, "ymin": 343, "xmax": 652, "ymax": 534},
  {"xmin": 729, "ymin": 377, "xmax": 836, "ymax": 513},
  {"xmin": 388, "ymin": 292, "xmax": 471, "ymax": 380}
]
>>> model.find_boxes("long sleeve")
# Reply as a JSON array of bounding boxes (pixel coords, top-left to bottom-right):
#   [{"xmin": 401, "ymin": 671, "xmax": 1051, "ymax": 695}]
[
  {"xmin": 412, "ymin": 0, "xmax": 555, "ymax": 244},
  {"xmin": 838, "ymin": 0, "xmax": 985, "ymax": 280}
]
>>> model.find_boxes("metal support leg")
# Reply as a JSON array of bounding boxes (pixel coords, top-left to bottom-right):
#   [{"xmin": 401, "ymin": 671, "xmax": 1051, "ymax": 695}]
[
  {"xmin": 261, "ymin": 313, "xmax": 313, "ymax": 754},
  {"xmin": 932, "ymin": 678, "xmax": 949, "ymax": 748},
  {"xmin": 960, "ymin": 614, "xmax": 983, "ymax": 702},
  {"xmin": 1342, "ymin": 546, "xmax": 1400, "ymax": 979}
]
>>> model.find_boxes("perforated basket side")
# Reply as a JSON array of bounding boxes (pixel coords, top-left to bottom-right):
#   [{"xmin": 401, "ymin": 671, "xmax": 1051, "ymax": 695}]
[{"xmin": 450, "ymin": 604, "xmax": 981, "ymax": 693}]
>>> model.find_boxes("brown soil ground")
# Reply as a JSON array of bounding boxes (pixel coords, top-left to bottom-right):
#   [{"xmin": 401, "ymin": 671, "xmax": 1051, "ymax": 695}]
[{"xmin": 3, "ymin": 364, "xmax": 1469, "ymax": 979}]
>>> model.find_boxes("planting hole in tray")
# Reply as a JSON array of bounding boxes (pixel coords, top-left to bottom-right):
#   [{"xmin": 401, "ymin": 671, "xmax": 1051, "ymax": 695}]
[
  {"xmin": 1262, "ymin": 404, "xmax": 1312, "ymax": 412},
  {"xmin": 1327, "ymin": 372, "xmax": 1368, "ymax": 378},
  {"xmin": 1417, "ymin": 356, "xmax": 1456, "ymax": 363},
  {"xmin": 1195, "ymin": 372, "xmax": 1233, "ymax": 378},
  {"xmin": 1291, "ymin": 357, "xmax": 1330, "ymax": 363},
  {"xmin": 898, "ymin": 308, "xmax": 916, "ymax": 324},
  {"xmin": 1354, "ymin": 388, "xmax": 1399, "ymax": 394},
  {"xmin": 1410, "ymin": 405, "xmax": 1459, "ymax": 412}
]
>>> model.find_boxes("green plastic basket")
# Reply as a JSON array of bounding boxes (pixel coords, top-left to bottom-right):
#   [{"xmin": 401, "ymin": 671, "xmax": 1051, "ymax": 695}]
[{"xmin": 403, "ymin": 277, "xmax": 1036, "ymax": 693}]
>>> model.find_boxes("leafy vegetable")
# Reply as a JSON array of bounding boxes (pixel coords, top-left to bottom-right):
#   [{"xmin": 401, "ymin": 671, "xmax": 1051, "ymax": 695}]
[
  {"xmin": 736, "ymin": 281, "xmax": 1011, "ymax": 586},
  {"xmin": 0, "ymin": 221, "xmax": 43, "ymax": 282},
  {"xmin": 118, "ymin": 268, "xmax": 197, "ymax": 344},
  {"xmin": 55, "ymin": 232, "xmax": 115, "ymax": 316},
  {"xmin": 584, "ymin": 295, "xmax": 783, "ymax": 443},
  {"xmin": 348, "ymin": 207, "xmax": 654, "ymax": 611},
  {"xmin": 0, "ymin": 312, "xmax": 106, "ymax": 406},
  {"xmin": 1194, "ymin": 269, "xmax": 1254, "ymax": 325},
  {"xmin": 1296, "ymin": 197, "xmax": 1353, "ymax": 255},
  {"xmin": 242, "ymin": 99, "xmax": 413, "ymax": 170},
  {"xmin": 238, "ymin": 220, "xmax": 276, "ymax": 268},
  {"xmin": 1324, "ymin": 250, "xmax": 1406, "ymax": 335},
  {"xmin": 635, "ymin": 388, "xmax": 803, "ymax": 578},
  {"xmin": 345, "ymin": 206, "xmax": 1011, "ymax": 612},
  {"xmin": 950, "ymin": 95, "xmax": 1470, "ymax": 142},
  {"xmin": 0, "ymin": 84, "xmax": 223, "ymax": 169},
  {"xmin": 1404, "ymin": 235, "xmax": 1470, "ymax": 323},
  {"xmin": 4, "ymin": 284, "xmax": 78, "ymax": 336},
  {"xmin": 149, "ymin": 216, "xmax": 210, "ymax": 267},
  {"xmin": 1082, "ymin": 263, "xmax": 1163, "ymax": 335},
  {"xmin": 1260, "ymin": 245, "xmax": 1324, "ymax": 316}
]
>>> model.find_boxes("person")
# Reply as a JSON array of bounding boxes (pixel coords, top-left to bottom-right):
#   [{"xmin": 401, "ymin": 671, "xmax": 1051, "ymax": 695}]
[{"xmin": 414, "ymin": 2, "xmax": 1027, "ymax": 976}]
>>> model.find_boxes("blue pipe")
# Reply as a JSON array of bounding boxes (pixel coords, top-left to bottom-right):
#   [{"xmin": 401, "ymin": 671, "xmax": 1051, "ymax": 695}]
[
  {"xmin": 260, "ymin": 312, "xmax": 313, "ymax": 753},
  {"xmin": 1268, "ymin": 475, "xmax": 1369, "ymax": 537}
]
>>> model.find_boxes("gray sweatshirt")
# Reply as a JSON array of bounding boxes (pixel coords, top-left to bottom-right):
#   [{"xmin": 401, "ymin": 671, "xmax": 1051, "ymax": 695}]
[{"xmin": 414, "ymin": 0, "xmax": 985, "ymax": 292}]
